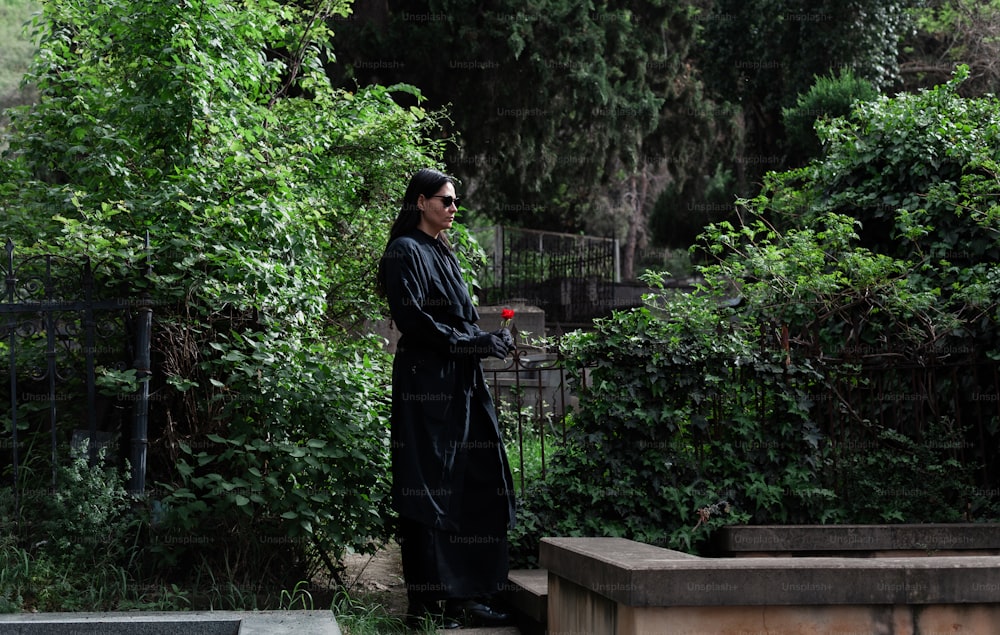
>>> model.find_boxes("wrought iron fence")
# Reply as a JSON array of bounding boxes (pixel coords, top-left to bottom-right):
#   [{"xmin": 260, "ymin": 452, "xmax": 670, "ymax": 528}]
[
  {"xmin": 482, "ymin": 338, "xmax": 588, "ymax": 496},
  {"xmin": 472, "ymin": 226, "xmax": 620, "ymax": 325},
  {"xmin": 485, "ymin": 332, "xmax": 1000, "ymax": 502},
  {"xmin": 816, "ymin": 357, "xmax": 1000, "ymax": 500},
  {"xmin": 2, "ymin": 238, "xmax": 152, "ymax": 515}
]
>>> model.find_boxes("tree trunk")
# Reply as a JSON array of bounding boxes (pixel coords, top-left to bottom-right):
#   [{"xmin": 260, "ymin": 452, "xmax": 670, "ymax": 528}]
[{"xmin": 621, "ymin": 168, "xmax": 651, "ymax": 282}]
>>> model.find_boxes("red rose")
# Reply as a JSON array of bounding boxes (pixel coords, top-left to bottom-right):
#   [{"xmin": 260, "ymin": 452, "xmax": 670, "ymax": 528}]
[{"xmin": 500, "ymin": 308, "xmax": 515, "ymax": 328}]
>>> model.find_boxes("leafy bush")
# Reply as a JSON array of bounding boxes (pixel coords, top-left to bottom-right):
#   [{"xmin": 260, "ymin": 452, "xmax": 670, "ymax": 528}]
[
  {"xmin": 833, "ymin": 419, "xmax": 976, "ymax": 523},
  {"xmin": 0, "ymin": 0, "xmax": 444, "ymax": 590},
  {"xmin": 513, "ymin": 70, "xmax": 1000, "ymax": 563},
  {"xmin": 154, "ymin": 336, "xmax": 393, "ymax": 590},
  {"xmin": 789, "ymin": 66, "xmax": 1000, "ymax": 269},
  {"xmin": 33, "ymin": 444, "xmax": 136, "ymax": 567},
  {"xmin": 0, "ymin": 443, "xmax": 143, "ymax": 611},
  {"xmin": 782, "ymin": 69, "xmax": 878, "ymax": 165},
  {"xmin": 511, "ymin": 280, "xmax": 838, "ymax": 565},
  {"xmin": 739, "ymin": 66, "xmax": 1000, "ymax": 498}
]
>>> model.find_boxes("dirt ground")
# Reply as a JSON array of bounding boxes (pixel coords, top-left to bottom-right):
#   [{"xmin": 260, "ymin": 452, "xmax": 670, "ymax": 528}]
[{"xmin": 340, "ymin": 541, "xmax": 410, "ymax": 617}]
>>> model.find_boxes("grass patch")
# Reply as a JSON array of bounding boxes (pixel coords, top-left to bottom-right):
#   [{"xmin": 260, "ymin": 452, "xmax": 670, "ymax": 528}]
[
  {"xmin": 333, "ymin": 590, "xmax": 420, "ymax": 635},
  {"xmin": 507, "ymin": 432, "xmax": 547, "ymax": 488}
]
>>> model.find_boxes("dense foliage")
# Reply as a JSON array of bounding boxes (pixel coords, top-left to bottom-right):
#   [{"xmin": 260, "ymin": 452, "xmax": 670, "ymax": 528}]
[
  {"xmin": 781, "ymin": 69, "xmax": 878, "ymax": 166},
  {"xmin": 900, "ymin": 0, "xmax": 1000, "ymax": 95},
  {"xmin": 510, "ymin": 282, "xmax": 837, "ymax": 564},
  {"xmin": 0, "ymin": 0, "xmax": 443, "ymax": 596},
  {"xmin": 331, "ymin": 0, "xmax": 741, "ymax": 271},
  {"xmin": 8, "ymin": 2, "xmax": 1000, "ymax": 258},
  {"xmin": 2, "ymin": 0, "xmax": 1000, "ymax": 611},
  {"xmin": 738, "ymin": 69, "xmax": 1000, "ymax": 517},
  {"xmin": 696, "ymin": 0, "xmax": 913, "ymax": 185},
  {"xmin": 511, "ymin": 68, "xmax": 1000, "ymax": 565},
  {"xmin": 329, "ymin": 0, "xmax": 943, "ymax": 254}
]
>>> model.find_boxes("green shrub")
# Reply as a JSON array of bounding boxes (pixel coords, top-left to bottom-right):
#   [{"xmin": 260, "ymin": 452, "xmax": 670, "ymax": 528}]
[
  {"xmin": 514, "ymin": 78, "xmax": 1000, "ymax": 559},
  {"xmin": 782, "ymin": 69, "xmax": 878, "ymax": 165},
  {"xmin": 0, "ymin": 443, "xmax": 144, "ymax": 611},
  {"xmin": 833, "ymin": 419, "xmax": 977, "ymax": 523},
  {"xmin": 511, "ymin": 280, "xmax": 838, "ymax": 565},
  {"xmin": 0, "ymin": 0, "xmax": 444, "ymax": 591},
  {"xmin": 33, "ymin": 444, "xmax": 137, "ymax": 567},
  {"xmin": 153, "ymin": 336, "xmax": 393, "ymax": 589},
  {"xmin": 737, "ymin": 67, "xmax": 1000, "ymax": 517}
]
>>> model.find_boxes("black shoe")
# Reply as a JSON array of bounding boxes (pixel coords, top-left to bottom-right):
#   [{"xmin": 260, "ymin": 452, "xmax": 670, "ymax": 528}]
[
  {"xmin": 444, "ymin": 599, "xmax": 514, "ymax": 627},
  {"xmin": 405, "ymin": 602, "xmax": 461, "ymax": 631}
]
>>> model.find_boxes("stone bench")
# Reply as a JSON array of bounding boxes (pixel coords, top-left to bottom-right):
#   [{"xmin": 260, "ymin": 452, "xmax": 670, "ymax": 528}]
[{"xmin": 539, "ymin": 536, "xmax": 1000, "ymax": 635}]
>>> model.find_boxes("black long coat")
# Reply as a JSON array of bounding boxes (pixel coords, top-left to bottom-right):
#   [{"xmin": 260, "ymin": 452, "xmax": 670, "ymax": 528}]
[{"xmin": 382, "ymin": 229, "xmax": 515, "ymax": 533}]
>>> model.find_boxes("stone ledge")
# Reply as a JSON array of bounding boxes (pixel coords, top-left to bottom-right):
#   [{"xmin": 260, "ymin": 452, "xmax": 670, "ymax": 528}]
[
  {"xmin": 539, "ymin": 536, "xmax": 1000, "ymax": 607},
  {"xmin": 0, "ymin": 610, "xmax": 340, "ymax": 635},
  {"xmin": 714, "ymin": 523, "xmax": 1000, "ymax": 555},
  {"xmin": 505, "ymin": 568, "xmax": 548, "ymax": 625}
]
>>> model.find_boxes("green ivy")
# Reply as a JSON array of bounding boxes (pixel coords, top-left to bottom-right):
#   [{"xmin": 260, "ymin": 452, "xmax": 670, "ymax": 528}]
[
  {"xmin": 513, "ymin": 70, "xmax": 1000, "ymax": 563},
  {"xmin": 511, "ymin": 283, "xmax": 837, "ymax": 565}
]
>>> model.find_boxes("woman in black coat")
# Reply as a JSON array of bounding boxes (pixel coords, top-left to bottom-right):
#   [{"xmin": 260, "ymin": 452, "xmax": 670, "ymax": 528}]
[{"xmin": 378, "ymin": 168, "xmax": 516, "ymax": 629}]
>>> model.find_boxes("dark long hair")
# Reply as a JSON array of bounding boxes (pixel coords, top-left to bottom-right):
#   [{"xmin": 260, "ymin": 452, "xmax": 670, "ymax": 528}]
[
  {"xmin": 386, "ymin": 168, "xmax": 454, "ymax": 245},
  {"xmin": 377, "ymin": 168, "xmax": 455, "ymax": 296}
]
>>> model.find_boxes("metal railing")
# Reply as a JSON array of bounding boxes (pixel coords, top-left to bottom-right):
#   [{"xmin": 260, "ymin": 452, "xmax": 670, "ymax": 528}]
[
  {"xmin": 484, "ymin": 340, "xmax": 587, "ymax": 496},
  {"xmin": 2, "ymin": 238, "xmax": 152, "ymax": 515},
  {"xmin": 483, "ymin": 331, "xmax": 1000, "ymax": 500},
  {"xmin": 473, "ymin": 226, "xmax": 620, "ymax": 325}
]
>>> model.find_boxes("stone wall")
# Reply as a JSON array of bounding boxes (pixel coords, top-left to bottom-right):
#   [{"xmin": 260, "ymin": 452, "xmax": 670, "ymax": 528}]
[{"xmin": 541, "ymin": 534, "xmax": 1000, "ymax": 635}]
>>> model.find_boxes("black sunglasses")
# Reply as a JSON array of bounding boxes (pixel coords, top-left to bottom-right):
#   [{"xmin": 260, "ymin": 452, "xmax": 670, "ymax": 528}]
[{"xmin": 428, "ymin": 195, "xmax": 461, "ymax": 208}]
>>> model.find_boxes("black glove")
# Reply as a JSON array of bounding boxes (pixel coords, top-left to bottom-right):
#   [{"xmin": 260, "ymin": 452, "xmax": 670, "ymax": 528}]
[
  {"xmin": 493, "ymin": 327, "xmax": 515, "ymax": 352},
  {"xmin": 469, "ymin": 332, "xmax": 508, "ymax": 359}
]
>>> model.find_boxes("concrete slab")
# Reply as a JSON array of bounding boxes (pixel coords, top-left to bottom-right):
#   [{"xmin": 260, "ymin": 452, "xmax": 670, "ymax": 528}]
[
  {"xmin": 503, "ymin": 569, "xmax": 546, "ymax": 635},
  {"xmin": 504, "ymin": 568, "xmax": 547, "ymax": 623},
  {"xmin": 540, "ymin": 536, "xmax": 1000, "ymax": 606},
  {"xmin": 438, "ymin": 628, "xmax": 519, "ymax": 635},
  {"xmin": 0, "ymin": 610, "xmax": 340, "ymax": 635},
  {"xmin": 542, "ymin": 537, "xmax": 1000, "ymax": 635}
]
